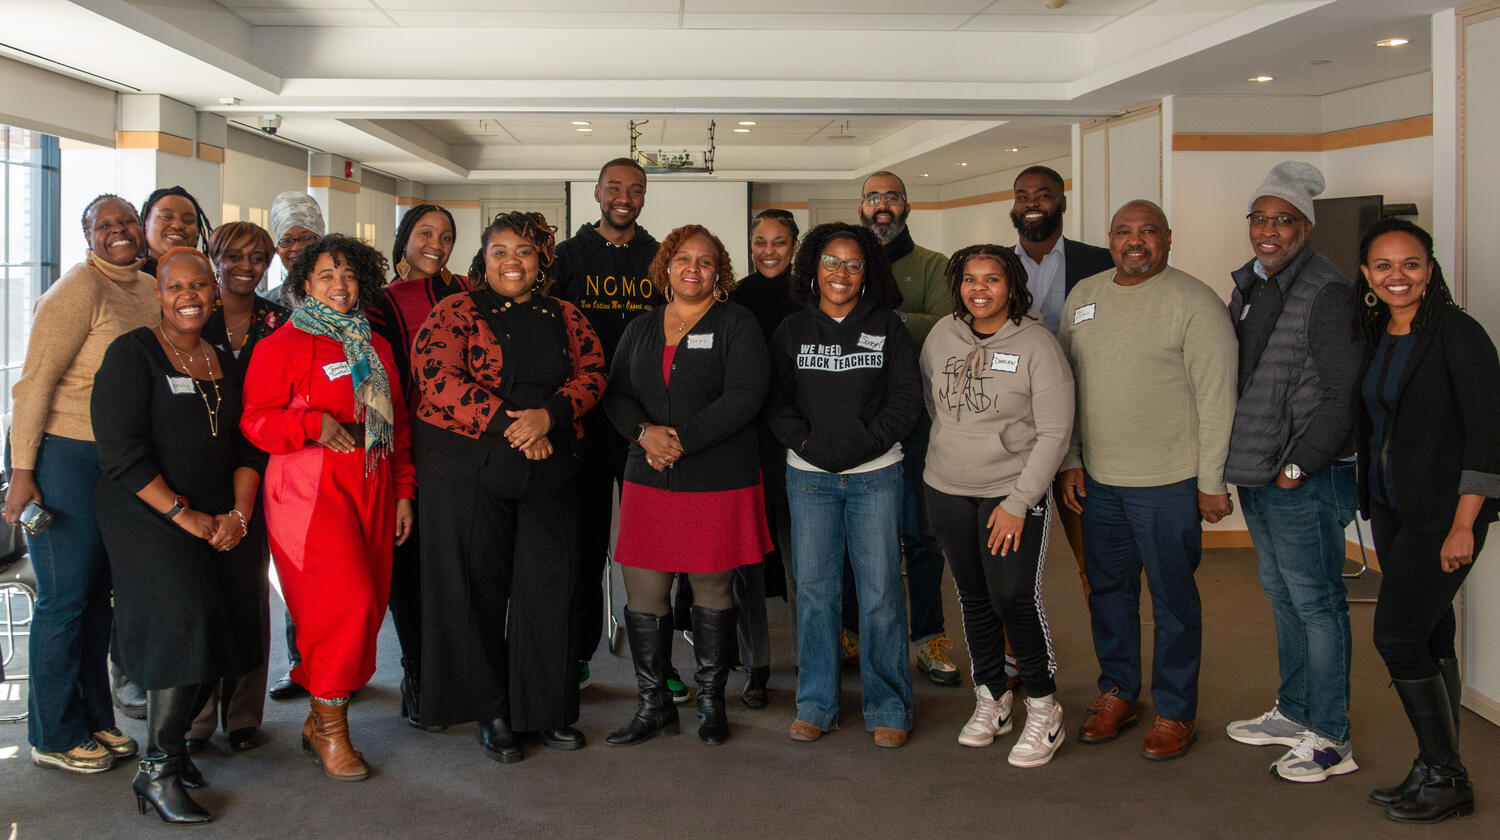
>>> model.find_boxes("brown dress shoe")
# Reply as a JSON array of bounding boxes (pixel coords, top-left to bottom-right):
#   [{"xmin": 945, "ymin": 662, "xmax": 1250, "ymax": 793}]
[
  {"xmin": 302, "ymin": 699, "xmax": 369, "ymax": 781},
  {"xmin": 1078, "ymin": 688, "xmax": 1138, "ymax": 743},
  {"xmin": 789, "ymin": 719, "xmax": 823, "ymax": 742},
  {"xmin": 1142, "ymin": 716, "xmax": 1197, "ymax": 760},
  {"xmin": 872, "ymin": 726, "xmax": 909, "ymax": 748}
]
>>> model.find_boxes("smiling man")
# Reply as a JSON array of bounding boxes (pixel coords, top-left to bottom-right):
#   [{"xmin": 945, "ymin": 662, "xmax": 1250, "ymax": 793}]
[
  {"xmin": 1223, "ymin": 161, "xmax": 1363, "ymax": 783},
  {"xmin": 1056, "ymin": 199, "xmax": 1237, "ymax": 762},
  {"xmin": 553, "ymin": 158, "xmax": 662, "ymax": 691}
]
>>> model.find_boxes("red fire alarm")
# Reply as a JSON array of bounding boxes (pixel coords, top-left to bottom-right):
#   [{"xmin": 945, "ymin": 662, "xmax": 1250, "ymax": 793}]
[{"xmin": 344, "ymin": 160, "xmax": 354, "ymax": 179}]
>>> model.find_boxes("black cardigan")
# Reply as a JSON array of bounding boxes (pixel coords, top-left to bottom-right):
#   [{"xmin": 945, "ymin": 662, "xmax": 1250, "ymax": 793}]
[
  {"xmin": 604, "ymin": 301, "xmax": 768, "ymax": 492},
  {"xmin": 1356, "ymin": 304, "xmax": 1500, "ymax": 531}
]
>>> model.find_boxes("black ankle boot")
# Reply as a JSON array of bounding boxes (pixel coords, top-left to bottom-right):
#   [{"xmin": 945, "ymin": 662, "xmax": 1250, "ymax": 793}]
[
  {"xmin": 1383, "ymin": 674, "xmax": 1474, "ymax": 823},
  {"xmin": 741, "ymin": 665, "xmax": 771, "ymax": 710},
  {"xmin": 606, "ymin": 611, "xmax": 680, "ymax": 746},
  {"xmin": 133, "ymin": 752, "xmax": 211, "ymax": 824},
  {"xmin": 692, "ymin": 605, "xmax": 735, "ymax": 745},
  {"xmin": 401, "ymin": 656, "xmax": 445, "ymax": 732},
  {"xmin": 478, "ymin": 717, "xmax": 523, "ymax": 763}
]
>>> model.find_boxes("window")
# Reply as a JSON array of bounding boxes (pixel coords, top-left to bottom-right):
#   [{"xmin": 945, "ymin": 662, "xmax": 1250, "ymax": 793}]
[{"xmin": 1, "ymin": 127, "xmax": 61, "ymax": 413}]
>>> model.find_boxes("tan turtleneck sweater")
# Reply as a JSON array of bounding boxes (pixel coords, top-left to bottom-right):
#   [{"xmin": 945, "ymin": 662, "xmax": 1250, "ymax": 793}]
[{"xmin": 9, "ymin": 252, "xmax": 160, "ymax": 469}]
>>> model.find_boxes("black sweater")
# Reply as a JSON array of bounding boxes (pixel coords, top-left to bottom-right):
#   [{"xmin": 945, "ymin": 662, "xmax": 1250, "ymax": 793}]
[
  {"xmin": 1356, "ymin": 304, "xmax": 1500, "ymax": 531},
  {"xmin": 765, "ymin": 295, "xmax": 923, "ymax": 474},
  {"xmin": 604, "ymin": 301, "xmax": 768, "ymax": 492},
  {"xmin": 552, "ymin": 222, "xmax": 661, "ymax": 364}
]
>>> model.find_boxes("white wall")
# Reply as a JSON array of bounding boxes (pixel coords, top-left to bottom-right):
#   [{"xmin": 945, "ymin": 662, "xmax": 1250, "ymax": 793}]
[
  {"xmin": 568, "ymin": 180, "xmax": 750, "ymax": 283},
  {"xmin": 221, "ymin": 149, "xmax": 305, "ymax": 230}
]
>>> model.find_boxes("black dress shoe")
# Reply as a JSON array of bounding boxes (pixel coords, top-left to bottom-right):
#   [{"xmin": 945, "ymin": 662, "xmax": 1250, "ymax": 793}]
[
  {"xmin": 267, "ymin": 672, "xmax": 309, "ymax": 700},
  {"xmin": 478, "ymin": 718, "xmax": 523, "ymax": 763},
  {"xmin": 183, "ymin": 738, "xmax": 207, "ymax": 755},
  {"xmin": 538, "ymin": 727, "xmax": 586, "ymax": 750},
  {"xmin": 228, "ymin": 727, "xmax": 263, "ymax": 751}
]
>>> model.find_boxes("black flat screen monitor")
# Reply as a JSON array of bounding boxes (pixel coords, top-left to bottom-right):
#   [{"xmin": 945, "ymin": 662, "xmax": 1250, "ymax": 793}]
[{"xmin": 1308, "ymin": 194, "xmax": 1384, "ymax": 283}]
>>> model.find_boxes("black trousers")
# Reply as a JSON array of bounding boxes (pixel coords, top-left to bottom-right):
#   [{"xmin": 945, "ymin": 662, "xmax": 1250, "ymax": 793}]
[
  {"xmin": 387, "ymin": 505, "xmax": 422, "ymax": 666},
  {"xmin": 574, "ymin": 406, "xmax": 627, "ymax": 662},
  {"xmin": 926, "ymin": 486, "xmax": 1057, "ymax": 697},
  {"xmin": 1370, "ymin": 501, "xmax": 1488, "ymax": 681},
  {"xmin": 415, "ymin": 422, "xmax": 581, "ymax": 731}
]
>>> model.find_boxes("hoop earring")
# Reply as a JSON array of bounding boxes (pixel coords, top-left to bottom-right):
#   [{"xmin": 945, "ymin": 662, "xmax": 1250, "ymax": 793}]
[
  {"xmin": 1364, "ymin": 290, "xmax": 1378, "ymax": 308},
  {"xmin": 713, "ymin": 285, "xmax": 728, "ymax": 303},
  {"xmin": 664, "ymin": 284, "xmax": 674, "ymax": 303},
  {"xmin": 811, "ymin": 278, "xmax": 819, "ymax": 296}
]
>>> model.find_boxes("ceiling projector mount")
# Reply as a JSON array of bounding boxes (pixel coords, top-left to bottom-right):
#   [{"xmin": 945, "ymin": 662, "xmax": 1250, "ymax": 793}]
[{"xmin": 630, "ymin": 119, "xmax": 715, "ymax": 174}]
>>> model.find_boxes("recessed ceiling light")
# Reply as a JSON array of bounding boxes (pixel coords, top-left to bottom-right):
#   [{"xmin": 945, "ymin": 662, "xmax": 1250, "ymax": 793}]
[
  {"xmin": 571, "ymin": 120, "xmax": 591, "ymax": 126},
  {"xmin": 1005, "ymin": 147, "xmax": 1026, "ymax": 152},
  {"xmin": 576, "ymin": 127, "xmax": 592, "ymax": 133},
  {"xmin": 1375, "ymin": 38, "xmax": 1410, "ymax": 47},
  {"xmin": 738, "ymin": 121, "xmax": 757, "ymax": 126},
  {"xmin": 959, "ymin": 162, "xmax": 968, "ymax": 166},
  {"xmin": 1309, "ymin": 59, "xmax": 1332, "ymax": 65},
  {"xmin": 920, "ymin": 173, "xmax": 929, "ymax": 178},
  {"xmin": 733, "ymin": 128, "xmax": 751, "ymax": 133},
  {"xmin": 1249, "ymin": 75, "xmax": 1275, "ymax": 82}
]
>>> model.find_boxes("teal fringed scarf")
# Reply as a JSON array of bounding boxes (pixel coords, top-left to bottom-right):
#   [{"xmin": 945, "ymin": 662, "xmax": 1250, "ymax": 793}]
[{"xmin": 291, "ymin": 299, "xmax": 394, "ymax": 474}]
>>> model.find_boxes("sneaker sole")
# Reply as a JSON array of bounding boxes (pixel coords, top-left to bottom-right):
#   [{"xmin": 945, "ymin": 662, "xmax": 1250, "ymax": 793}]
[
  {"xmin": 1226, "ymin": 729, "xmax": 1303, "ymax": 747},
  {"xmin": 917, "ymin": 663, "xmax": 961, "ymax": 686},
  {"xmin": 1271, "ymin": 756, "xmax": 1360, "ymax": 784}
]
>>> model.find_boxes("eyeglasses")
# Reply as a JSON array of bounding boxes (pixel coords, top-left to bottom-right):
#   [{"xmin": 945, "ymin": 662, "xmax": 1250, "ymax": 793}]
[
  {"xmin": 862, "ymin": 191, "xmax": 906, "ymax": 207},
  {"xmin": 277, "ymin": 233, "xmax": 320, "ymax": 249},
  {"xmin": 819, "ymin": 254, "xmax": 866, "ymax": 274},
  {"xmin": 1246, "ymin": 212, "xmax": 1306, "ymax": 229}
]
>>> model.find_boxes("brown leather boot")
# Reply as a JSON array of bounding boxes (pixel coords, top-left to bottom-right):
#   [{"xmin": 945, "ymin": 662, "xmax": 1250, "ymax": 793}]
[{"xmin": 302, "ymin": 697, "xmax": 369, "ymax": 782}]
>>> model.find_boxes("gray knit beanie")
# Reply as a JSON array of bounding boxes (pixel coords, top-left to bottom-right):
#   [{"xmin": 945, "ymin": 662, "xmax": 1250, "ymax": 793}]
[
  {"xmin": 1249, "ymin": 161, "xmax": 1325, "ymax": 223},
  {"xmin": 270, "ymin": 191, "xmax": 326, "ymax": 242}
]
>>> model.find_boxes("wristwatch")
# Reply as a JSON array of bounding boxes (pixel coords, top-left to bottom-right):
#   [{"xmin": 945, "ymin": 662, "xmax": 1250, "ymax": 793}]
[
  {"xmin": 162, "ymin": 494, "xmax": 190, "ymax": 519},
  {"xmin": 635, "ymin": 423, "xmax": 651, "ymax": 443},
  {"xmin": 1282, "ymin": 464, "xmax": 1303, "ymax": 481}
]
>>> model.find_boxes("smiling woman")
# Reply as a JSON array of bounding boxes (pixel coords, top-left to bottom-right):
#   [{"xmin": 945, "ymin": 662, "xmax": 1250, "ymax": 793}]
[{"xmin": 138, "ymin": 186, "xmax": 214, "ymax": 278}]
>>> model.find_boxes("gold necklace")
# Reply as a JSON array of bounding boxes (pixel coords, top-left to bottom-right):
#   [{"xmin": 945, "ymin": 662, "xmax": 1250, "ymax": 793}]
[
  {"xmin": 158, "ymin": 326, "xmax": 223, "ymax": 437},
  {"xmin": 226, "ymin": 312, "xmax": 252, "ymax": 349}
]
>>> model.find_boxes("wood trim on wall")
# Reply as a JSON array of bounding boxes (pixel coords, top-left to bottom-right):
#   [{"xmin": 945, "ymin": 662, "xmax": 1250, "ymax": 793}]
[
  {"xmin": 115, "ymin": 130, "xmax": 194, "ymax": 157},
  {"xmin": 395, "ymin": 197, "xmax": 481, "ymax": 209},
  {"xmin": 196, "ymin": 143, "xmax": 224, "ymax": 164},
  {"xmin": 308, "ymin": 175, "xmax": 360, "ymax": 194},
  {"xmin": 1172, "ymin": 115, "xmax": 1433, "ymax": 153},
  {"xmin": 750, "ymin": 181, "xmax": 1074, "ymax": 215}
]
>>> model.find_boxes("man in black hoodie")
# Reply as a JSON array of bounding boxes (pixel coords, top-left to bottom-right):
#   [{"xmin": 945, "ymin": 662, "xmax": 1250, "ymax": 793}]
[{"xmin": 554, "ymin": 158, "xmax": 661, "ymax": 689}]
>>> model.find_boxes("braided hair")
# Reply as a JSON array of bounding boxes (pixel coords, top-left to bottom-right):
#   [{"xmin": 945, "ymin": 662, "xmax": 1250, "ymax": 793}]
[
  {"xmin": 140, "ymin": 186, "xmax": 213, "ymax": 255},
  {"xmin": 1352, "ymin": 217, "xmax": 1455, "ymax": 346},
  {"xmin": 390, "ymin": 204, "xmax": 457, "ymax": 278},
  {"xmin": 944, "ymin": 244, "xmax": 1033, "ymax": 326},
  {"xmin": 468, "ymin": 211, "xmax": 559, "ymax": 295}
]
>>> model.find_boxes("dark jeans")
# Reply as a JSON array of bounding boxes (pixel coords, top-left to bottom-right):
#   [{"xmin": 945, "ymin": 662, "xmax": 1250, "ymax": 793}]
[
  {"xmin": 1370, "ymin": 501, "xmax": 1488, "ymax": 681},
  {"xmin": 25, "ymin": 436, "xmax": 116, "ymax": 751},
  {"xmin": 927, "ymin": 487, "xmax": 1056, "ymax": 698},
  {"xmin": 1082, "ymin": 476, "xmax": 1203, "ymax": 721},
  {"xmin": 901, "ymin": 411, "xmax": 945, "ymax": 642},
  {"xmin": 573, "ymin": 407, "xmax": 626, "ymax": 662}
]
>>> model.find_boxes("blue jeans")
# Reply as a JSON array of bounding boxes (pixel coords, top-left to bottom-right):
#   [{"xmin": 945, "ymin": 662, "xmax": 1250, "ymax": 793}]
[
  {"xmin": 788, "ymin": 463, "xmax": 913, "ymax": 732},
  {"xmin": 1239, "ymin": 461, "xmax": 1356, "ymax": 741},
  {"xmin": 25, "ymin": 436, "xmax": 116, "ymax": 751},
  {"xmin": 900, "ymin": 411, "xmax": 945, "ymax": 642},
  {"xmin": 1082, "ymin": 476, "xmax": 1202, "ymax": 721}
]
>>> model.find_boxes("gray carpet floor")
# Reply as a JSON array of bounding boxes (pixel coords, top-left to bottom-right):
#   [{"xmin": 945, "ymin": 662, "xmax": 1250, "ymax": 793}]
[{"xmin": 2, "ymin": 537, "xmax": 1497, "ymax": 839}]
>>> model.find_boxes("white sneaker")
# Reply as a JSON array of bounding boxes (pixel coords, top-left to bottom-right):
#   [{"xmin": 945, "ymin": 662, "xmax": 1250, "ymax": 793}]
[
  {"xmin": 1270, "ymin": 731, "xmax": 1359, "ymax": 783},
  {"xmin": 957, "ymin": 684, "xmax": 1013, "ymax": 747},
  {"xmin": 1008, "ymin": 696, "xmax": 1065, "ymax": 768},
  {"xmin": 1226, "ymin": 703, "xmax": 1306, "ymax": 747}
]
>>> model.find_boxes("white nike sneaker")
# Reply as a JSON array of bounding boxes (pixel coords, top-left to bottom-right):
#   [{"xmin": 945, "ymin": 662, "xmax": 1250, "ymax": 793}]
[
  {"xmin": 958, "ymin": 684, "xmax": 1013, "ymax": 747},
  {"xmin": 1008, "ymin": 695, "xmax": 1064, "ymax": 768}
]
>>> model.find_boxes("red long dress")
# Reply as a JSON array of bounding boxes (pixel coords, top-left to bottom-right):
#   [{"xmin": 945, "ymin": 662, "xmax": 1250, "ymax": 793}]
[{"xmin": 240, "ymin": 324, "xmax": 415, "ymax": 698}]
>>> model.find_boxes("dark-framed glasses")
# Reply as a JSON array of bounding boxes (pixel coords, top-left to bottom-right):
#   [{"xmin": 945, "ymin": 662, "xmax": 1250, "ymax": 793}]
[
  {"xmin": 862, "ymin": 191, "xmax": 906, "ymax": 207},
  {"xmin": 277, "ymin": 233, "xmax": 321, "ymax": 249},
  {"xmin": 819, "ymin": 254, "xmax": 866, "ymax": 274},
  {"xmin": 1246, "ymin": 212, "xmax": 1305, "ymax": 229}
]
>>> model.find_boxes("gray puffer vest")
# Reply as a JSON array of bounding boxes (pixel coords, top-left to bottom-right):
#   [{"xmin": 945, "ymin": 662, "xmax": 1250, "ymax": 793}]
[{"xmin": 1224, "ymin": 248, "xmax": 1349, "ymax": 487}]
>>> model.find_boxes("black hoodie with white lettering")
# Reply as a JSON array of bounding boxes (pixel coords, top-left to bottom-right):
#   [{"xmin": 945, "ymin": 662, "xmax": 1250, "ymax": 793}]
[
  {"xmin": 765, "ymin": 293, "xmax": 923, "ymax": 474},
  {"xmin": 552, "ymin": 222, "xmax": 661, "ymax": 364}
]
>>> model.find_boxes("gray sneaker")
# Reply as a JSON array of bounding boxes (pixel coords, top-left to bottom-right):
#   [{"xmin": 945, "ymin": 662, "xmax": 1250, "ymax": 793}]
[
  {"xmin": 1271, "ymin": 731, "xmax": 1358, "ymax": 783},
  {"xmin": 1225, "ymin": 703, "xmax": 1306, "ymax": 747}
]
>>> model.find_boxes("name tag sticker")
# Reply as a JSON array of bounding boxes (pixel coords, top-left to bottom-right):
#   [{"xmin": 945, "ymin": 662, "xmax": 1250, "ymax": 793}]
[
  {"xmin": 1073, "ymin": 303, "xmax": 1096, "ymax": 325},
  {"xmin": 990, "ymin": 352, "xmax": 1020, "ymax": 373},
  {"xmin": 323, "ymin": 361, "xmax": 351, "ymax": 380},
  {"xmin": 857, "ymin": 332, "xmax": 886, "ymax": 352},
  {"xmin": 166, "ymin": 376, "xmax": 195, "ymax": 395},
  {"xmin": 1239, "ymin": 304, "xmax": 1252, "ymax": 321},
  {"xmin": 686, "ymin": 334, "xmax": 714, "ymax": 350}
]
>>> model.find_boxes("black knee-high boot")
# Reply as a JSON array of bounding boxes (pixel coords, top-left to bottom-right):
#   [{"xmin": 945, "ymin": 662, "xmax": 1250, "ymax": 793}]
[
  {"xmin": 692, "ymin": 605, "xmax": 735, "ymax": 746},
  {"xmin": 134, "ymin": 685, "xmax": 212, "ymax": 824},
  {"xmin": 606, "ymin": 611, "xmax": 680, "ymax": 746},
  {"xmin": 1383, "ymin": 675, "xmax": 1474, "ymax": 824},
  {"xmin": 1371, "ymin": 659, "xmax": 1465, "ymax": 806}
]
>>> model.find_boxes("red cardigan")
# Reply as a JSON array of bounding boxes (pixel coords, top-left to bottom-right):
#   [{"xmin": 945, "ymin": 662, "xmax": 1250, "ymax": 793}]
[{"xmin": 411, "ymin": 294, "xmax": 606, "ymax": 440}]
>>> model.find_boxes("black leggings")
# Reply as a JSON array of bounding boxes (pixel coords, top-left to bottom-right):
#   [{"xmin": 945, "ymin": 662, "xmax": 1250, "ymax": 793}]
[
  {"xmin": 1370, "ymin": 502, "xmax": 1488, "ymax": 680},
  {"xmin": 624, "ymin": 566, "xmax": 732, "ymax": 616},
  {"xmin": 926, "ymin": 486, "xmax": 1056, "ymax": 697}
]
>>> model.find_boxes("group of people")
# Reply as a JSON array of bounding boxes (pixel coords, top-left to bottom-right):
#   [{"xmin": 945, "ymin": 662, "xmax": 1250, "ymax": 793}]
[{"xmin": 3, "ymin": 155, "xmax": 1494, "ymax": 828}]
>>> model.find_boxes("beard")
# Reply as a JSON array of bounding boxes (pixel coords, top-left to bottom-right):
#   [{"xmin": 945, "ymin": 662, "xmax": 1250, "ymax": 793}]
[
  {"xmin": 1011, "ymin": 205, "xmax": 1064, "ymax": 243},
  {"xmin": 861, "ymin": 204, "xmax": 909, "ymax": 243},
  {"xmin": 1255, "ymin": 225, "xmax": 1310, "ymax": 272}
]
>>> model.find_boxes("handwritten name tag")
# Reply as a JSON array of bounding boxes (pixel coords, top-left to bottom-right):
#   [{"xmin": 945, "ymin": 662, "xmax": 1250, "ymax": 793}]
[
  {"xmin": 990, "ymin": 352, "xmax": 1020, "ymax": 373},
  {"xmin": 166, "ymin": 376, "xmax": 195, "ymax": 395},
  {"xmin": 323, "ymin": 361, "xmax": 351, "ymax": 380},
  {"xmin": 1073, "ymin": 303, "xmax": 1097, "ymax": 325},
  {"xmin": 687, "ymin": 334, "xmax": 714, "ymax": 350},
  {"xmin": 857, "ymin": 332, "xmax": 886, "ymax": 352}
]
